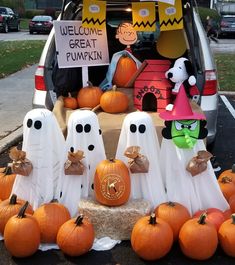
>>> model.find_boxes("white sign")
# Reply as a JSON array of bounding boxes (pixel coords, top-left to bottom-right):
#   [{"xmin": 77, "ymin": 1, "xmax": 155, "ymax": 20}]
[
  {"xmin": 54, "ymin": 20, "xmax": 109, "ymax": 68},
  {"xmin": 140, "ymin": 0, "xmax": 175, "ymax": 5}
]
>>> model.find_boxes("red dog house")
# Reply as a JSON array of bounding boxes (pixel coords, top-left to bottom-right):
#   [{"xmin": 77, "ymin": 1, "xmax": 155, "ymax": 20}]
[{"xmin": 133, "ymin": 60, "xmax": 172, "ymax": 113}]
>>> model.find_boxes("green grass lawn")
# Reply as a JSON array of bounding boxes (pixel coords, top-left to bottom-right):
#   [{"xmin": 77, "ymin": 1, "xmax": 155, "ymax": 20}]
[
  {"xmin": 0, "ymin": 40, "xmax": 45, "ymax": 79},
  {"xmin": 214, "ymin": 53, "xmax": 235, "ymax": 92},
  {"xmin": 20, "ymin": 18, "xmax": 30, "ymax": 30}
]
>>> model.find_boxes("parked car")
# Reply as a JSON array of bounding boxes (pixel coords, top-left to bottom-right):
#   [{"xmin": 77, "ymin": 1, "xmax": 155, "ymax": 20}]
[
  {"xmin": 33, "ymin": 0, "xmax": 219, "ymax": 148},
  {"xmin": 218, "ymin": 15, "xmax": 235, "ymax": 38},
  {"xmin": 29, "ymin": 15, "xmax": 53, "ymax": 34},
  {"xmin": 0, "ymin": 6, "xmax": 20, "ymax": 33}
]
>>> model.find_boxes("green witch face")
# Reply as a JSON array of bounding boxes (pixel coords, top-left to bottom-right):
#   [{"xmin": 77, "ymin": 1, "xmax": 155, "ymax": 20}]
[{"xmin": 171, "ymin": 120, "xmax": 200, "ymax": 149}]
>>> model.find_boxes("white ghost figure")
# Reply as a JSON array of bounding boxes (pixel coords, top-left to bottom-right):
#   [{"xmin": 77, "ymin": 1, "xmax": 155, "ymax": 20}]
[
  {"xmin": 115, "ymin": 111, "xmax": 167, "ymax": 209},
  {"xmin": 160, "ymin": 139, "xmax": 229, "ymax": 216},
  {"xmin": 60, "ymin": 110, "xmax": 106, "ymax": 217},
  {"xmin": 12, "ymin": 108, "xmax": 65, "ymax": 210}
]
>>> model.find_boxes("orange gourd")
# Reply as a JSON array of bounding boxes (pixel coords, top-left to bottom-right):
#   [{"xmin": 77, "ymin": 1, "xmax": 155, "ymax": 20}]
[
  {"xmin": 113, "ymin": 55, "xmax": 137, "ymax": 87},
  {"xmin": 131, "ymin": 213, "xmax": 173, "ymax": 261},
  {"xmin": 0, "ymin": 167, "xmax": 16, "ymax": 200},
  {"xmin": 57, "ymin": 214, "xmax": 95, "ymax": 257},
  {"xmin": 218, "ymin": 164, "xmax": 235, "ymax": 184},
  {"xmin": 4, "ymin": 201, "xmax": 40, "ymax": 258},
  {"xmin": 155, "ymin": 201, "xmax": 191, "ymax": 241},
  {"xmin": 218, "ymin": 213, "xmax": 235, "ymax": 257},
  {"xmin": 179, "ymin": 213, "xmax": 218, "ymax": 260},
  {"xmin": 94, "ymin": 158, "xmax": 130, "ymax": 206},
  {"xmin": 0, "ymin": 194, "xmax": 33, "ymax": 235},
  {"xmin": 77, "ymin": 81, "xmax": 103, "ymax": 109},
  {"xmin": 100, "ymin": 85, "xmax": 129, "ymax": 113},
  {"xmin": 218, "ymin": 176, "xmax": 235, "ymax": 201},
  {"xmin": 64, "ymin": 93, "xmax": 78, "ymax": 109},
  {"xmin": 193, "ymin": 208, "xmax": 225, "ymax": 231},
  {"xmin": 33, "ymin": 199, "xmax": 71, "ymax": 243}
]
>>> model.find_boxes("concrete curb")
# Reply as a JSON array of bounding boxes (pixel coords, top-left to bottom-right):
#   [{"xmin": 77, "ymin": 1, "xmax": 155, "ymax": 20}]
[{"xmin": 0, "ymin": 127, "xmax": 23, "ymax": 155}]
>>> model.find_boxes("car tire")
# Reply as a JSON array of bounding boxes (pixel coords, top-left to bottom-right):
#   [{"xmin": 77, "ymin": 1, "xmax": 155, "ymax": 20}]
[
  {"xmin": 16, "ymin": 23, "xmax": 20, "ymax": 32},
  {"xmin": 3, "ymin": 23, "xmax": 9, "ymax": 33},
  {"xmin": 30, "ymin": 30, "xmax": 33, "ymax": 34}
]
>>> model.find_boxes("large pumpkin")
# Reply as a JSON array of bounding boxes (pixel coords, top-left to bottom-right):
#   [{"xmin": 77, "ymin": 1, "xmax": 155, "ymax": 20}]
[
  {"xmin": 33, "ymin": 200, "xmax": 71, "ymax": 243},
  {"xmin": 131, "ymin": 213, "xmax": 173, "ymax": 261},
  {"xmin": 94, "ymin": 158, "xmax": 130, "ymax": 206},
  {"xmin": 77, "ymin": 81, "xmax": 103, "ymax": 109},
  {"xmin": 179, "ymin": 213, "xmax": 218, "ymax": 260},
  {"xmin": 4, "ymin": 201, "xmax": 40, "ymax": 258},
  {"xmin": 218, "ymin": 213, "xmax": 235, "ymax": 257},
  {"xmin": 100, "ymin": 85, "xmax": 129, "ymax": 113},
  {"xmin": 112, "ymin": 55, "xmax": 138, "ymax": 87},
  {"xmin": 155, "ymin": 201, "xmax": 191, "ymax": 241},
  {"xmin": 0, "ymin": 167, "xmax": 16, "ymax": 200},
  {"xmin": 0, "ymin": 194, "xmax": 33, "ymax": 235},
  {"xmin": 218, "ymin": 176, "xmax": 235, "ymax": 201},
  {"xmin": 57, "ymin": 214, "xmax": 95, "ymax": 257},
  {"xmin": 193, "ymin": 208, "xmax": 225, "ymax": 231}
]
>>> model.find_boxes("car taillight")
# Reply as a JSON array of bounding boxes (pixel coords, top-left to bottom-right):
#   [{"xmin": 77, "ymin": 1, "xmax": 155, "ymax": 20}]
[
  {"xmin": 202, "ymin": 70, "xmax": 217, "ymax": 96},
  {"xmin": 0, "ymin": 15, "xmax": 3, "ymax": 22},
  {"xmin": 29, "ymin": 21, "xmax": 35, "ymax": 26},
  {"xmin": 35, "ymin": 66, "xmax": 46, "ymax": 91}
]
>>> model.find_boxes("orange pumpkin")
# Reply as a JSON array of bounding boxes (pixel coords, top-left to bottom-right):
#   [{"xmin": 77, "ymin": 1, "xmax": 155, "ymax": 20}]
[
  {"xmin": 131, "ymin": 213, "xmax": 173, "ymax": 261},
  {"xmin": 33, "ymin": 199, "xmax": 71, "ymax": 243},
  {"xmin": 224, "ymin": 208, "xmax": 233, "ymax": 220},
  {"xmin": 0, "ymin": 194, "xmax": 33, "ymax": 235},
  {"xmin": 4, "ymin": 201, "xmax": 40, "ymax": 258},
  {"xmin": 94, "ymin": 158, "xmax": 130, "ymax": 206},
  {"xmin": 218, "ymin": 213, "xmax": 235, "ymax": 257},
  {"xmin": 0, "ymin": 167, "xmax": 16, "ymax": 200},
  {"xmin": 193, "ymin": 208, "xmax": 225, "ymax": 231},
  {"xmin": 155, "ymin": 201, "xmax": 191, "ymax": 241},
  {"xmin": 64, "ymin": 93, "xmax": 78, "ymax": 110},
  {"xmin": 179, "ymin": 213, "xmax": 218, "ymax": 260},
  {"xmin": 112, "ymin": 55, "xmax": 138, "ymax": 87},
  {"xmin": 100, "ymin": 85, "xmax": 129, "ymax": 113},
  {"xmin": 218, "ymin": 176, "xmax": 235, "ymax": 201},
  {"xmin": 77, "ymin": 81, "xmax": 103, "ymax": 109},
  {"xmin": 229, "ymin": 193, "xmax": 235, "ymax": 213},
  {"xmin": 218, "ymin": 164, "xmax": 235, "ymax": 184},
  {"xmin": 57, "ymin": 214, "xmax": 95, "ymax": 257}
]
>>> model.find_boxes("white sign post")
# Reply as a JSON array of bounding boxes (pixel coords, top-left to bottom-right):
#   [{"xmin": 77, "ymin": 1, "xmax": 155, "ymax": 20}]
[{"xmin": 54, "ymin": 20, "xmax": 110, "ymax": 85}]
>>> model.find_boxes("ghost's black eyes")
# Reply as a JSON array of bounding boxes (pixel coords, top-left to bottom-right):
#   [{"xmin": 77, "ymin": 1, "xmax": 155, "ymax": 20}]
[
  {"xmin": 27, "ymin": 119, "xmax": 33, "ymax": 128},
  {"xmin": 130, "ymin": 124, "xmax": 146, "ymax": 133},
  {"xmin": 139, "ymin": 124, "xmax": 146, "ymax": 133},
  {"xmin": 34, "ymin": 120, "xmax": 42, "ymax": 130},
  {"xmin": 84, "ymin": 124, "xmax": 91, "ymax": 133},
  {"xmin": 70, "ymin": 147, "xmax": 74, "ymax": 153},
  {"xmin": 99, "ymin": 129, "xmax": 102, "ymax": 135},
  {"xmin": 130, "ymin": 124, "xmax": 137, "ymax": 133},
  {"xmin": 76, "ymin": 124, "xmax": 83, "ymax": 133}
]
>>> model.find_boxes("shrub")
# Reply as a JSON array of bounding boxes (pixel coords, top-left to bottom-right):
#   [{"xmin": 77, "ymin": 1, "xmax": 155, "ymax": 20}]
[
  {"xmin": 197, "ymin": 7, "xmax": 221, "ymax": 29},
  {"xmin": 25, "ymin": 9, "xmax": 44, "ymax": 19}
]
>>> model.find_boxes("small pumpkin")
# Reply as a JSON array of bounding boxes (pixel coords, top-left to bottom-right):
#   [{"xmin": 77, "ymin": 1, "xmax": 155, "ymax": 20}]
[
  {"xmin": 131, "ymin": 213, "xmax": 173, "ymax": 261},
  {"xmin": 112, "ymin": 55, "xmax": 138, "ymax": 87},
  {"xmin": 64, "ymin": 93, "xmax": 78, "ymax": 110},
  {"xmin": 218, "ymin": 213, "xmax": 235, "ymax": 257},
  {"xmin": 77, "ymin": 81, "xmax": 103, "ymax": 109},
  {"xmin": 33, "ymin": 199, "xmax": 71, "ymax": 243},
  {"xmin": 4, "ymin": 201, "xmax": 40, "ymax": 258},
  {"xmin": 0, "ymin": 194, "xmax": 33, "ymax": 235},
  {"xmin": 179, "ymin": 213, "xmax": 218, "ymax": 260},
  {"xmin": 193, "ymin": 208, "xmax": 225, "ymax": 231},
  {"xmin": 218, "ymin": 176, "xmax": 235, "ymax": 201},
  {"xmin": 94, "ymin": 158, "xmax": 130, "ymax": 206},
  {"xmin": 218, "ymin": 164, "xmax": 235, "ymax": 184},
  {"xmin": 228, "ymin": 193, "xmax": 235, "ymax": 213},
  {"xmin": 57, "ymin": 214, "xmax": 95, "ymax": 257},
  {"xmin": 155, "ymin": 201, "xmax": 191, "ymax": 241},
  {"xmin": 100, "ymin": 85, "xmax": 129, "ymax": 113},
  {"xmin": 0, "ymin": 166, "xmax": 16, "ymax": 200}
]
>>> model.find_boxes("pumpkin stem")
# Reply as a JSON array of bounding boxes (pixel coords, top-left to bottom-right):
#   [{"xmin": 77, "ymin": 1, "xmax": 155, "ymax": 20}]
[
  {"xmin": 198, "ymin": 213, "xmax": 207, "ymax": 225},
  {"xmin": 50, "ymin": 198, "xmax": 58, "ymax": 203},
  {"xmin": 17, "ymin": 201, "xmax": 29, "ymax": 218},
  {"xmin": 75, "ymin": 214, "xmax": 84, "ymax": 226},
  {"xmin": 3, "ymin": 165, "xmax": 12, "ymax": 176},
  {"xmin": 221, "ymin": 176, "xmax": 232, "ymax": 183},
  {"xmin": 68, "ymin": 92, "xmax": 72, "ymax": 98},
  {"xmin": 149, "ymin": 213, "xmax": 157, "ymax": 225},
  {"xmin": 109, "ymin": 158, "xmax": 115, "ymax": 163},
  {"xmin": 167, "ymin": 201, "xmax": 175, "ymax": 207},
  {"xmin": 232, "ymin": 164, "xmax": 235, "ymax": 173},
  {"xmin": 112, "ymin": 85, "xmax": 117, "ymax": 91},
  {"xmin": 9, "ymin": 194, "xmax": 17, "ymax": 205},
  {"xmin": 87, "ymin": 81, "xmax": 93, "ymax": 87}
]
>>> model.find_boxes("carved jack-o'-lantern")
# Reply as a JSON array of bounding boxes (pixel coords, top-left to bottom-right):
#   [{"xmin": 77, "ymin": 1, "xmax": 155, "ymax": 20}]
[{"xmin": 94, "ymin": 158, "xmax": 130, "ymax": 206}]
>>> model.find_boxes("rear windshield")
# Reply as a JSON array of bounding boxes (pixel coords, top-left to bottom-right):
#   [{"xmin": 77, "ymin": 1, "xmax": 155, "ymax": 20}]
[
  {"xmin": 32, "ymin": 16, "xmax": 52, "ymax": 22},
  {"xmin": 0, "ymin": 7, "xmax": 7, "ymax": 14},
  {"xmin": 222, "ymin": 17, "xmax": 235, "ymax": 23}
]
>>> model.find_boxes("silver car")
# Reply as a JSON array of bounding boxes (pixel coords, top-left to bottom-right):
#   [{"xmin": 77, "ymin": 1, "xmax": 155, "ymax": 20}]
[{"xmin": 33, "ymin": 0, "xmax": 219, "ymax": 148}]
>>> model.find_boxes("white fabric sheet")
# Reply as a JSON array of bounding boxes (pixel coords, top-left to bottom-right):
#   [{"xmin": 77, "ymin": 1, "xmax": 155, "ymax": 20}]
[
  {"xmin": 160, "ymin": 139, "xmax": 229, "ymax": 216},
  {"xmin": 11, "ymin": 109, "xmax": 65, "ymax": 210},
  {"xmin": 115, "ymin": 111, "xmax": 167, "ymax": 210}
]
